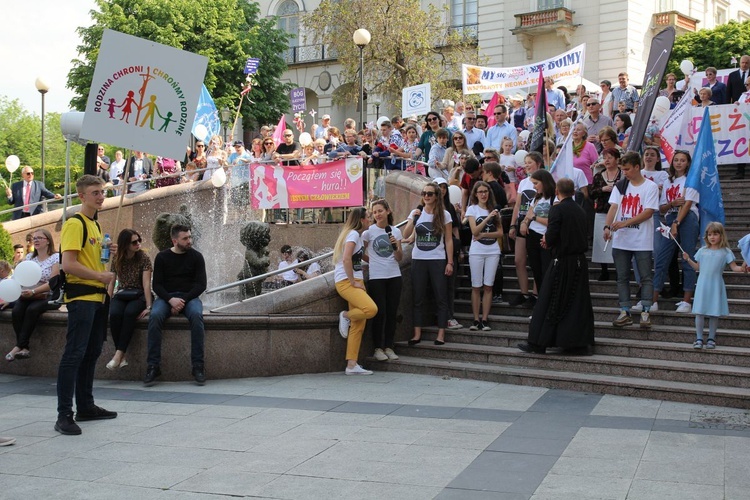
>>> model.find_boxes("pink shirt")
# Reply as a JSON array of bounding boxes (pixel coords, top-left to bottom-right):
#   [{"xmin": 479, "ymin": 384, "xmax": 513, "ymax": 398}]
[{"xmin": 573, "ymin": 141, "xmax": 598, "ymax": 184}]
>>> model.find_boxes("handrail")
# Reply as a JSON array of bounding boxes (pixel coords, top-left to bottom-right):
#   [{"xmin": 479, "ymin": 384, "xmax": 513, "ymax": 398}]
[{"xmin": 205, "ymin": 218, "xmax": 410, "ymax": 295}]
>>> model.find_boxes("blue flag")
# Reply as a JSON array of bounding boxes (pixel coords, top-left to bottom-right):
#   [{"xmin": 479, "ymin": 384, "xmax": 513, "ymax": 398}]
[
  {"xmin": 192, "ymin": 85, "xmax": 221, "ymax": 143},
  {"xmin": 685, "ymin": 107, "xmax": 724, "ymax": 236}
]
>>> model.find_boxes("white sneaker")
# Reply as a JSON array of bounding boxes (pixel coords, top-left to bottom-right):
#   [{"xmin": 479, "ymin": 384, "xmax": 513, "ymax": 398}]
[
  {"xmin": 345, "ymin": 364, "xmax": 373, "ymax": 375},
  {"xmin": 338, "ymin": 311, "xmax": 350, "ymax": 338},
  {"xmin": 373, "ymin": 348, "xmax": 388, "ymax": 361},
  {"xmin": 447, "ymin": 319, "xmax": 463, "ymax": 329},
  {"xmin": 675, "ymin": 301, "xmax": 692, "ymax": 313},
  {"xmin": 631, "ymin": 301, "xmax": 643, "ymax": 312},
  {"xmin": 384, "ymin": 348, "xmax": 399, "ymax": 360},
  {"xmin": 650, "ymin": 302, "xmax": 659, "ymax": 312},
  {"xmin": 106, "ymin": 359, "xmax": 118, "ymax": 371}
]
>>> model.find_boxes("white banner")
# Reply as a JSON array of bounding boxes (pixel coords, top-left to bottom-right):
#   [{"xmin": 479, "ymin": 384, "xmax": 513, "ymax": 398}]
[
  {"xmin": 462, "ymin": 44, "xmax": 586, "ymax": 95},
  {"xmin": 81, "ymin": 29, "xmax": 208, "ymax": 159},
  {"xmin": 401, "ymin": 83, "xmax": 431, "ymax": 117}
]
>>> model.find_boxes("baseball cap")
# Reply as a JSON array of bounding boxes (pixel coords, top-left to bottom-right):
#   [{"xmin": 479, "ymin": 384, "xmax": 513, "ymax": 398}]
[
  {"xmin": 433, "ymin": 177, "xmax": 448, "ymax": 186},
  {"xmin": 322, "ymin": 114, "xmax": 331, "ymax": 120},
  {"xmin": 232, "ymin": 140, "xmax": 244, "ymax": 147}
]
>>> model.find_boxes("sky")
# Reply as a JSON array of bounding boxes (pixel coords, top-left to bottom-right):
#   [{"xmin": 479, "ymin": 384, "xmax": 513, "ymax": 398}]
[{"xmin": 4, "ymin": 0, "xmax": 97, "ymax": 114}]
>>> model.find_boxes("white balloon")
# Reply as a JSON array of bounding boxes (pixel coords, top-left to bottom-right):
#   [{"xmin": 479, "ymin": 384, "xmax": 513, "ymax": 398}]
[
  {"xmin": 652, "ymin": 96, "xmax": 671, "ymax": 121},
  {"xmin": 0, "ymin": 279, "xmax": 21, "ymax": 303},
  {"xmin": 193, "ymin": 124, "xmax": 209, "ymax": 142},
  {"xmin": 679, "ymin": 59, "xmax": 694, "ymax": 75},
  {"xmin": 514, "ymin": 150, "xmax": 528, "ymax": 165},
  {"xmin": 5, "ymin": 155, "xmax": 20, "ymax": 173},
  {"xmin": 519, "ymin": 130, "xmax": 530, "ymax": 141},
  {"xmin": 211, "ymin": 167, "xmax": 227, "ymax": 188},
  {"xmin": 13, "ymin": 261, "xmax": 42, "ymax": 287},
  {"xmin": 299, "ymin": 132, "xmax": 313, "ymax": 146},
  {"xmin": 376, "ymin": 116, "xmax": 390, "ymax": 128},
  {"xmin": 448, "ymin": 185, "xmax": 461, "ymax": 205}
]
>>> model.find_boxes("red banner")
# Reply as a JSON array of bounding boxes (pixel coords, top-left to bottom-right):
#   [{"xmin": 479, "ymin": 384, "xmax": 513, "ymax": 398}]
[{"xmin": 250, "ymin": 158, "xmax": 364, "ymax": 209}]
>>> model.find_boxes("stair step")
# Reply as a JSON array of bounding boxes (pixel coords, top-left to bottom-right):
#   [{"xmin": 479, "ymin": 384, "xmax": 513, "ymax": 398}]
[{"xmin": 369, "ymin": 356, "xmax": 750, "ymax": 409}]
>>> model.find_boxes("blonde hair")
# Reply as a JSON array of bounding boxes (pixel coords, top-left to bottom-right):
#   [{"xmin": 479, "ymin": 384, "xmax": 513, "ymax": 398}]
[
  {"xmin": 333, "ymin": 207, "xmax": 368, "ymax": 264},
  {"xmin": 704, "ymin": 222, "xmax": 730, "ymax": 249}
]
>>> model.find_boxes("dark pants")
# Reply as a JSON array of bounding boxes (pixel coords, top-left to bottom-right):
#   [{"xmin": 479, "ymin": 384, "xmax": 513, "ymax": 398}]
[
  {"xmin": 57, "ymin": 300, "xmax": 107, "ymax": 417},
  {"xmin": 526, "ymin": 229, "xmax": 551, "ymax": 292},
  {"xmin": 147, "ymin": 297, "xmax": 204, "ymax": 367},
  {"xmin": 412, "ymin": 259, "xmax": 449, "ymax": 329},
  {"xmin": 109, "ymin": 296, "xmax": 146, "ymax": 353},
  {"xmin": 12, "ymin": 298, "xmax": 49, "ymax": 349},
  {"xmin": 367, "ymin": 276, "xmax": 402, "ymax": 349}
]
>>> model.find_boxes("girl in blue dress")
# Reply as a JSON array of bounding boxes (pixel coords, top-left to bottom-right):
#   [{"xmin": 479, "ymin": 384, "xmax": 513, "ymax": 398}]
[{"xmin": 683, "ymin": 222, "xmax": 745, "ymax": 349}]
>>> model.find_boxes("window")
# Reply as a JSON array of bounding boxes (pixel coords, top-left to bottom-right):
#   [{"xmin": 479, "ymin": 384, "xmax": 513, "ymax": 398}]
[
  {"xmin": 451, "ymin": 0, "xmax": 478, "ymax": 39},
  {"xmin": 658, "ymin": 0, "xmax": 673, "ymax": 11},
  {"xmin": 277, "ymin": 1, "xmax": 299, "ymax": 47},
  {"xmin": 715, "ymin": 7, "xmax": 727, "ymax": 25},
  {"xmin": 537, "ymin": 0, "xmax": 565, "ymax": 9}
]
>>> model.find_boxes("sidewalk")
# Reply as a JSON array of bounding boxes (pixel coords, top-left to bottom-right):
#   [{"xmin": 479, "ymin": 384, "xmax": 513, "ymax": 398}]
[{"xmin": 0, "ymin": 371, "xmax": 748, "ymax": 499}]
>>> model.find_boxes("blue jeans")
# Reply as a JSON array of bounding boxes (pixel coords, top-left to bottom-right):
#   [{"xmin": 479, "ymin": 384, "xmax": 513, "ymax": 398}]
[
  {"xmin": 147, "ymin": 297, "xmax": 204, "ymax": 367},
  {"xmin": 653, "ymin": 211, "xmax": 699, "ymax": 293},
  {"xmin": 613, "ymin": 249, "xmax": 653, "ymax": 309},
  {"xmin": 57, "ymin": 300, "xmax": 107, "ymax": 417}
]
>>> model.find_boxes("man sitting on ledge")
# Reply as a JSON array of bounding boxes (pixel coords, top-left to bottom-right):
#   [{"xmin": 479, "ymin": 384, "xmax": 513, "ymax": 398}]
[{"xmin": 144, "ymin": 224, "xmax": 207, "ymax": 386}]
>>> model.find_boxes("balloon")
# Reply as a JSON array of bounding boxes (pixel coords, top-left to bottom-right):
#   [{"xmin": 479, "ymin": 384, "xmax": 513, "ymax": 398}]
[
  {"xmin": 299, "ymin": 132, "xmax": 313, "ymax": 146},
  {"xmin": 0, "ymin": 279, "xmax": 21, "ymax": 303},
  {"xmin": 211, "ymin": 168, "xmax": 227, "ymax": 188},
  {"xmin": 514, "ymin": 150, "xmax": 528, "ymax": 165},
  {"xmin": 4, "ymin": 155, "xmax": 20, "ymax": 173},
  {"xmin": 376, "ymin": 116, "xmax": 390, "ymax": 128},
  {"xmin": 13, "ymin": 261, "xmax": 42, "ymax": 287},
  {"xmin": 448, "ymin": 185, "xmax": 461, "ymax": 205},
  {"xmin": 679, "ymin": 59, "xmax": 694, "ymax": 75},
  {"xmin": 193, "ymin": 124, "xmax": 208, "ymax": 142},
  {"xmin": 652, "ymin": 96, "xmax": 671, "ymax": 121},
  {"xmin": 519, "ymin": 130, "xmax": 530, "ymax": 141}
]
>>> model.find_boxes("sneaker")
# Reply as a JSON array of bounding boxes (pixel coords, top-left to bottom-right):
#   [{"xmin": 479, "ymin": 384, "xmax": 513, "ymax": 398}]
[
  {"xmin": 693, "ymin": 339, "xmax": 704, "ymax": 349},
  {"xmin": 706, "ymin": 339, "xmax": 716, "ymax": 349},
  {"xmin": 631, "ymin": 301, "xmax": 643, "ymax": 312},
  {"xmin": 345, "ymin": 364, "xmax": 373, "ymax": 375},
  {"xmin": 639, "ymin": 312, "xmax": 651, "ymax": 329},
  {"xmin": 469, "ymin": 320, "xmax": 480, "ymax": 331},
  {"xmin": 143, "ymin": 365, "xmax": 162, "ymax": 387},
  {"xmin": 76, "ymin": 405, "xmax": 117, "ymax": 421},
  {"xmin": 509, "ymin": 294, "xmax": 528, "ymax": 307},
  {"xmin": 384, "ymin": 348, "xmax": 399, "ymax": 360},
  {"xmin": 192, "ymin": 365, "xmax": 206, "ymax": 385},
  {"xmin": 338, "ymin": 311, "xmax": 350, "ymax": 339},
  {"xmin": 675, "ymin": 301, "xmax": 692, "ymax": 313},
  {"xmin": 373, "ymin": 348, "xmax": 388, "ymax": 361},
  {"xmin": 0, "ymin": 437, "xmax": 16, "ymax": 446},
  {"xmin": 492, "ymin": 295, "xmax": 504, "ymax": 304},
  {"xmin": 481, "ymin": 321, "xmax": 491, "ymax": 331},
  {"xmin": 55, "ymin": 414, "xmax": 82, "ymax": 435},
  {"xmin": 528, "ymin": 295, "xmax": 538, "ymax": 307},
  {"xmin": 612, "ymin": 311, "xmax": 633, "ymax": 327},
  {"xmin": 447, "ymin": 319, "xmax": 463, "ymax": 330},
  {"xmin": 650, "ymin": 302, "xmax": 659, "ymax": 312}
]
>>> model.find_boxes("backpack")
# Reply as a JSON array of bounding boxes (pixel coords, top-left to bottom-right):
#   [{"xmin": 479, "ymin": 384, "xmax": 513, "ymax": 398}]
[{"xmin": 48, "ymin": 213, "xmax": 107, "ymax": 303}]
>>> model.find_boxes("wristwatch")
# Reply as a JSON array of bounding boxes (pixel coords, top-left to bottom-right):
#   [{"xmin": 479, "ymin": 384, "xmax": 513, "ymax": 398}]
[
  {"xmin": 531, "ymin": 215, "xmax": 537, "ymax": 222},
  {"xmin": 603, "ymin": 225, "xmax": 611, "ymax": 231}
]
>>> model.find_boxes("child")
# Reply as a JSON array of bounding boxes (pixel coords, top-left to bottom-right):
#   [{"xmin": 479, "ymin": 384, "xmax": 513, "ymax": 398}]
[
  {"xmin": 427, "ymin": 128, "xmax": 450, "ymax": 178},
  {"xmin": 498, "ymin": 137, "xmax": 520, "ymax": 185},
  {"xmin": 683, "ymin": 222, "xmax": 745, "ymax": 349}
]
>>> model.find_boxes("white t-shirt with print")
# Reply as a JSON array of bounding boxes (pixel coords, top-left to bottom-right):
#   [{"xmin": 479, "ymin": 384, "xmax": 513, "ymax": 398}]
[
  {"xmin": 528, "ymin": 197, "xmax": 552, "ymax": 235},
  {"xmin": 660, "ymin": 175, "xmax": 699, "ymax": 218},
  {"xmin": 466, "ymin": 205, "xmax": 501, "ymax": 256},
  {"xmin": 362, "ymin": 225, "xmax": 403, "ymax": 280},
  {"xmin": 517, "ymin": 177, "xmax": 536, "ymax": 220},
  {"xmin": 608, "ymin": 178, "xmax": 660, "ymax": 251},
  {"xmin": 642, "ymin": 169, "xmax": 668, "ymax": 190},
  {"xmin": 410, "ymin": 209, "xmax": 452, "ymax": 260},
  {"xmin": 334, "ymin": 230, "xmax": 365, "ymax": 282}
]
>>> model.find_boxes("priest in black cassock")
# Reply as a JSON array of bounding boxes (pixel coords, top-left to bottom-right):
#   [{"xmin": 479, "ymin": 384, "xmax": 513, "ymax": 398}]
[{"xmin": 518, "ymin": 178, "xmax": 595, "ymax": 355}]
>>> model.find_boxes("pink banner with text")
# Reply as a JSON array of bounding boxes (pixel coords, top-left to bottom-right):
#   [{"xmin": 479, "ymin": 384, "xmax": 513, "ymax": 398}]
[{"xmin": 250, "ymin": 158, "xmax": 363, "ymax": 209}]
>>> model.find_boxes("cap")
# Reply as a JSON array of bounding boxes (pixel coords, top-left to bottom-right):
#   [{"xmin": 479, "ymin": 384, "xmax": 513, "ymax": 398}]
[
  {"xmin": 407, "ymin": 115, "xmax": 418, "ymax": 122},
  {"xmin": 511, "ymin": 94, "xmax": 524, "ymax": 102},
  {"xmin": 322, "ymin": 114, "xmax": 331, "ymax": 120},
  {"xmin": 433, "ymin": 177, "xmax": 448, "ymax": 186},
  {"xmin": 232, "ymin": 140, "xmax": 244, "ymax": 147}
]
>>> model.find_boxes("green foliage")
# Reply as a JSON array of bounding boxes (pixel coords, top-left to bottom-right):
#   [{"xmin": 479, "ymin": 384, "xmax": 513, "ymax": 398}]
[
  {"xmin": 668, "ymin": 21, "xmax": 750, "ymax": 79},
  {"xmin": 302, "ymin": 0, "xmax": 481, "ymax": 108},
  {"xmin": 0, "ymin": 224, "xmax": 13, "ymax": 262},
  {"xmin": 0, "ymin": 164, "xmax": 83, "ymax": 223},
  {"xmin": 67, "ymin": 0, "xmax": 292, "ymax": 130}
]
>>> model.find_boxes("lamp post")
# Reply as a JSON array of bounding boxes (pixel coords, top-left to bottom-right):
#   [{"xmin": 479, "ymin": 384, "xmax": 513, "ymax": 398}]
[
  {"xmin": 221, "ymin": 106, "xmax": 231, "ymax": 144},
  {"xmin": 353, "ymin": 28, "xmax": 371, "ymax": 205},
  {"xmin": 35, "ymin": 77, "xmax": 49, "ymax": 186}
]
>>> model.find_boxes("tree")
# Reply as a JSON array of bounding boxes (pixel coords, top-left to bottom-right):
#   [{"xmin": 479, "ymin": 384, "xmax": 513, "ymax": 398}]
[
  {"xmin": 301, "ymin": 0, "xmax": 481, "ymax": 109},
  {"xmin": 67, "ymin": 0, "xmax": 292, "ymax": 129},
  {"xmin": 668, "ymin": 21, "xmax": 750, "ymax": 79}
]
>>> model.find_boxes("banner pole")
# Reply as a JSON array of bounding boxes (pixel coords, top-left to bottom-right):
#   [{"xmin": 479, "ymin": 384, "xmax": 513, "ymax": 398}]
[{"xmin": 113, "ymin": 149, "xmax": 133, "ymax": 238}]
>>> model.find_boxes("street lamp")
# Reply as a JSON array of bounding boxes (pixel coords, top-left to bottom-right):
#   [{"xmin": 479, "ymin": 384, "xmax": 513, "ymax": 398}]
[
  {"xmin": 35, "ymin": 77, "xmax": 49, "ymax": 186},
  {"xmin": 221, "ymin": 106, "xmax": 231, "ymax": 144},
  {"xmin": 353, "ymin": 28, "xmax": 371, "ymax": 204}
]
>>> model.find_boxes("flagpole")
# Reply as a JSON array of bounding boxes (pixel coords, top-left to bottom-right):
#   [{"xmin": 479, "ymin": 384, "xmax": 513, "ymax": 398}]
[
  {"xmin": 230, "ymin": 94, "xmax": 245, "ymax": 144},
  {"xmin": 113, "ymin": 149, "xmax": 133, "ymax": 238}
]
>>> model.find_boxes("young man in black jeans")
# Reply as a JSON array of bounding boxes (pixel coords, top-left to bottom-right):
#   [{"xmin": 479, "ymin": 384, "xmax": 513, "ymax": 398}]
[{"xmin": 144, "ymin": 224, "xmax": 207, "ymax": 386}]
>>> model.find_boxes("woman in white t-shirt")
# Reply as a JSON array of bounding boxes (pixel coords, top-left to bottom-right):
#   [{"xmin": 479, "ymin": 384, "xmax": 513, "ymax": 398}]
[
  {"xmin": 466, "ymin": 181, "xmax": 502, "ymax": 332},
  {"xmin": 520, "ymin": 169, "xmax": 555, "ymax": 292},
  {"xmin": 109, "ymin": 150, "xmax": 127, "ymax": 193},
  {"xmin": 334, "ymin": 207, "xmax": 377, "ymax": 375},
  {"xmin": 651, "ymin": 150, "xmax": 700, "ymax": 313},
  {"xmin": 293, "ymin": 250, "xmax": 322, "ymax": 281},
  {"xmin": 362, "ymin": 199, "xmax": 403, "ymax": 362},
  {"xmin": 508, "ymin": 152, "xmax": 543, "ymax": 306},
  {"xmin": 402, "ymin": 182, "xmax": 454, "ymax": 345}
]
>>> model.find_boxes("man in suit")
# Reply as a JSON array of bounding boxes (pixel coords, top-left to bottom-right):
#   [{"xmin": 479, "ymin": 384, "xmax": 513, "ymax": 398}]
[
  {"xmin": 125, "ymin": 151, "xmax": 153, "ymax": 193},
  {"xmin": 727, "ymin": 55, "xmax": 750, "ymax": 179},
  {"xmin": 5, "ymin": 166, "xmax": 61, "ymax": 219}
]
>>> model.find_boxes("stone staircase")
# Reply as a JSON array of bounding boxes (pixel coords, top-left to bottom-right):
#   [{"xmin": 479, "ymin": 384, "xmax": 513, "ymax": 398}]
[{"xmin": 372, "ymin": 168, "xmax": 750, "ymax": 409}]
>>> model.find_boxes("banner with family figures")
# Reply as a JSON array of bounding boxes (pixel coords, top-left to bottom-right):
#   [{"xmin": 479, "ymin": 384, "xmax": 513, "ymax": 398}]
[
  {"xmin": 250, "ymin": 158, "xmax": 363, "ymax": 209},
  {"xmin": 81, "ymin": 29, "xmax": 208, "ymax": 159},
  {"xmin": 661, "ymin": 103, "xmax": 750, "ymax": 165},
  {"xmin": 461, "ymin": 44, "xmax": 586, "ymax": 95}
]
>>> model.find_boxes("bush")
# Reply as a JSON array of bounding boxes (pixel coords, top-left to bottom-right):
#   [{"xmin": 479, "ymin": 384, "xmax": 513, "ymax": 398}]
[{"xmin": 0, "ymin": 223, "xmax": 13, "ymax": 262}]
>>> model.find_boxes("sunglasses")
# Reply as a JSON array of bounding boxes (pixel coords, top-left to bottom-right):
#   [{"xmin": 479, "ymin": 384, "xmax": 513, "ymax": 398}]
[
  {"xmin": 454, "ymin": 137, "xmax": 464, "ymax": 141},
  {"xmin": 421, "ymin": 191, "xmax": 437, "ymax": 197},
  {"xmin": 427, "ymin": 117, "xmax": 439, "ymax": 122},
  {"xmin": 195, "ymin": 144, "xmax": 205, "ymax": 148},
  {"xmin": 494, "ymin": 112, "xmax": 504, "ymax": 116},
  {"xmin": 587, "ymin": 102, "xmax": 598, "ymax": 106},
  {"xmin": 131, "ymin": 238, "xmax": 142, "ymax": 245},
  {"xmin": 264, "ymin": 142, "xmax": 274, "ymax": 145},
  {"xmin": 466, "ymin": 117, "xmax": 476, "ymax": 120},
  {"xmin": 23, "ymin": 172, "xmax": 33, "ymax": 176}
]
